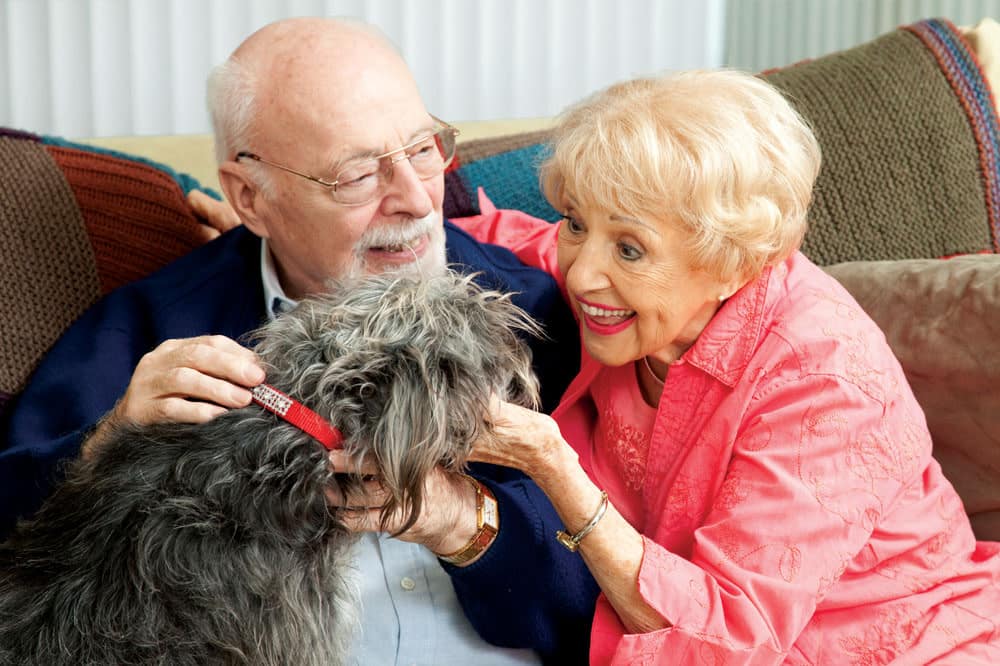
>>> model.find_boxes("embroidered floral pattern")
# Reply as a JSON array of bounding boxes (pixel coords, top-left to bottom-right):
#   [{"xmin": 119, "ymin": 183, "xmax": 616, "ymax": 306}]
[
  {"xmin": 838, "ymin": 604, "xmax": 923, "ymax": 665},
  {"xmin": 602, "ymin": 407, "xmax": 650, "ymax": 492},
  {"xmin": 714, "ymin": 462, "xmax": 751, "ymax": 511}
]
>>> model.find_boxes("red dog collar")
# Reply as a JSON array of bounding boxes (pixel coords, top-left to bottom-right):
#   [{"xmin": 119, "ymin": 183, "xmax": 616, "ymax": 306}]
[{"xmin": 250, "ymin": 383, "xmax": 343, "ymax": 450}]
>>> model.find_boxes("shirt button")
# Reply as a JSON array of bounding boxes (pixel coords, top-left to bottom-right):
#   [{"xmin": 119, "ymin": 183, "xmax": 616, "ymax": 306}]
[{"xmin": 400, "ymin": 576, "xmax": 416, "ymax": 591}]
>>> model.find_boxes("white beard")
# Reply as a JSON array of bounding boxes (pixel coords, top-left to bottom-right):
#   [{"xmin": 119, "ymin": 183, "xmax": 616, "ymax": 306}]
[{"xmin": 346, "ymin": 211, "xmax": 447, "ymax": 280}]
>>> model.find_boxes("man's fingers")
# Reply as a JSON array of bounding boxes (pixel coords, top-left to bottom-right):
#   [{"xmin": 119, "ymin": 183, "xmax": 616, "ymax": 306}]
[
  {"xmin": 336, "ymin": 507, "xmax": 383, "ymax": 533},
  {"xmin": 168, "ymin": 336, "xmax": 264, "ymax": 386},
  {"xmin": 327, "ymin": 476, "xmax": 390, "ymax": 507},
  {"xmin": 324, "ymin": 465, "xmax": 478, "ymax": 549},
  {"xmin": 151, "ymin": 397, "xmax": 229, "ymax": 424},
  {"xmin": 116, "ymin": 335, "xmax": 266, "ymax": 427},
  {"xmin": 159, "ymin": 368, "xmax": 255, "ymax": 408},
  {"xmin": 140, "ymin": 337, "xmax": 264, "ymax": 389},
  {"xmin": 328, "ymin": 450, "xmax": 377, "ymax": 475}
]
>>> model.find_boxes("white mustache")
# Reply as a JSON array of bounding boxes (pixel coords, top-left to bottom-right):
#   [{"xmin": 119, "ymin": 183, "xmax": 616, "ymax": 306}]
[{"xmin": 357, "ymin": 211, "xmax": 440, "ymax": 251}]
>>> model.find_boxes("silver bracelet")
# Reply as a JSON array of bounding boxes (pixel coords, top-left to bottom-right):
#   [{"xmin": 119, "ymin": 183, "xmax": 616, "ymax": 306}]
[{"xmin": 555, "ymin": 490, "xmax": 609, "ymax": 552}]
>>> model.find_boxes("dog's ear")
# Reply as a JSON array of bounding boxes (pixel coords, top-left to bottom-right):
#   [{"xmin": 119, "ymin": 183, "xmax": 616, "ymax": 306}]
[
  {"xmin": 447, "ymin": 285, "xmax": 542, "ymax": 447},
  {"xmin": 348, "ymin": 348, "xmax": 454, "ymax": 535}
]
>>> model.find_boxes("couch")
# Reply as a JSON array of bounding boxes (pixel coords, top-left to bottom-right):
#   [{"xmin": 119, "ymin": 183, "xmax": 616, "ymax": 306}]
[{"xmin": 1, "ymin": 18, "xmax": 998, "ymax": 541}]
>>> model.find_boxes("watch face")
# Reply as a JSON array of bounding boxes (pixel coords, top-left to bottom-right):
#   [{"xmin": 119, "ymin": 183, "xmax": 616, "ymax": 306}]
[{"xmin": 482, "ymin": 495, "xmax": 499, "ymax": 529}]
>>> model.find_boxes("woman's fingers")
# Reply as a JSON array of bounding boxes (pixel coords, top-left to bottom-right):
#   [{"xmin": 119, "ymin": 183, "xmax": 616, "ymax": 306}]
[
  {"xmin": 187, "ymin": 189, "xmax": 242, "ymax": 236},
  {"xmin": 471, "ymin": 398, "xmax": 568, "ymax": 477}
]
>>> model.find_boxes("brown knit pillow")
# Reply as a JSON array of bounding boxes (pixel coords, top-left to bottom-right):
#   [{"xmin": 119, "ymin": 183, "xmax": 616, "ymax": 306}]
[
  {"xmin": 0, "ymin": 130, "xmax": 210, "ymax": 416},
  {"xmin": 760, "ymin": 20, "xmax": 999, "ymax": 263}
]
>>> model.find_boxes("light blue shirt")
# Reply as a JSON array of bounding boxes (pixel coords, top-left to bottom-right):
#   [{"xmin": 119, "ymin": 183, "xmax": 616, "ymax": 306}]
[{"xmin": 260, "ymin": 241, "xmax": 540, "ymax": 665}]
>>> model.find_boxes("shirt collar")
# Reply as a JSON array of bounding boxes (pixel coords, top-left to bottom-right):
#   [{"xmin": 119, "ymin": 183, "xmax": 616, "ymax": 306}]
[
  {"xmin": 682, "ymin": 257, "xmax": 792, "ymax": 387},
  {"xmin": 260, "ymin": 239, "xmax": 297, "ymax": 320}
]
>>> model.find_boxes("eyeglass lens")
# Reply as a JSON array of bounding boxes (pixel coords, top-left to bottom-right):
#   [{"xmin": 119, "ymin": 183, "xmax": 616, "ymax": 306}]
[{"xmin": 332, "ymin": 127, "xmax": 456, "ymax": 205}]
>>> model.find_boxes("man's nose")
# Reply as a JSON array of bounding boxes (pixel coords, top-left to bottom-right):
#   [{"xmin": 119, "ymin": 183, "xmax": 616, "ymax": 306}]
[{"xmin": 381, "ymin": 156, "xmax": 434, "ymax": 219}]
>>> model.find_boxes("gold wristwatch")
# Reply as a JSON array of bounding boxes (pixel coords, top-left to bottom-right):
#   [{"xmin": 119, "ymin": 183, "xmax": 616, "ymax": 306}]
[{"xmin": 438, "ymin": 476, "xmax": 499, "ymax": 566}]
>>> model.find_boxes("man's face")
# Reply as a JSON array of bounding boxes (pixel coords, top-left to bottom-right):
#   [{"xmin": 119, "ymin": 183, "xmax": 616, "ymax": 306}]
[{"xmin": 247, "ymin": 52, "xmax": 448, "ymax": 299}]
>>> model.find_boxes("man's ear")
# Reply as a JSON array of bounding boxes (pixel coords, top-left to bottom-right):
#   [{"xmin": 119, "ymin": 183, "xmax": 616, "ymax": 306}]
[{"xmin": 218, "ymin": 162, "xmax": 270, "ymax": 239}]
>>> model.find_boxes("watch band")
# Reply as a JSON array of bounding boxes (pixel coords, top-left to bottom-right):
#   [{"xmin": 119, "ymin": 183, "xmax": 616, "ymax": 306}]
[{"xmin": 438, "ymin": 475, "xmax": 499, "ymax": 566}]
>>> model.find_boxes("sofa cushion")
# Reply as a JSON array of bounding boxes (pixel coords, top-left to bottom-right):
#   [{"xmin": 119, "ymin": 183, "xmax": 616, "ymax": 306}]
[
  {"xmin": 444, "ymin": 129, "xmax": 561, "ymax": 222},
  {"xmin": 444, "ymin": 18, "xmax": 1000, "ymax": 265},
  {"xmin": 0, "ymin": 130, "xmax": 212, "ymax": 418},
  {"xmin": 825, "ymin": 255, "xmax": 1000, "ymax": 540}
]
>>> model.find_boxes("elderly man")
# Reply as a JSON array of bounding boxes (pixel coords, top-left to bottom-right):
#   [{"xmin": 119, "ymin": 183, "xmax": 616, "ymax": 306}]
[{"xmin": 0, "ymin": 17, "xmax": 594, "ymax": 664}]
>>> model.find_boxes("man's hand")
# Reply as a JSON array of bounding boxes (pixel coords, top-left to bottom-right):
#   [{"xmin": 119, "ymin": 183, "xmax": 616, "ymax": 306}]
[
  {"xmin": 83, "ymin": 335, "xmax": 265, "ymax": 459},
  {"xmin": 187, "ymin": 189, "xmax": 242, "ymax": 240},
  {"xmin": 327, "ymin": 451, "xmax": 480, "ymax": 556}
]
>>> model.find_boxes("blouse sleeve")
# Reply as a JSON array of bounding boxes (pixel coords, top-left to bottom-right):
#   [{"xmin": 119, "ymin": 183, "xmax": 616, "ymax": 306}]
[
  {"xmin": 450, "ymin": 188, "xmax": 562, "ymax": 280},
  {"xmin": 599, "ymin": 371, "xmax": 932, "ymax": 664}
]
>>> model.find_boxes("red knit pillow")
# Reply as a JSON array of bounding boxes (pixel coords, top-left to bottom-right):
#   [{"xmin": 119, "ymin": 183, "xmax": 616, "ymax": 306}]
[{"xmin": 0, "ymin": 129, "xmax": 211, "ymax": 416}]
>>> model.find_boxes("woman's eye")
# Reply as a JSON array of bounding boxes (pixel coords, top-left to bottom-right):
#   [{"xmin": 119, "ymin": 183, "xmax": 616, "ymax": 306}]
[
  {"xmin": 618, "ymin": 243, "xmax": 642, "ymax": 261},
  {"xmin": 563, "ymin": 216, "xmax": 584, "ymax": 234}
]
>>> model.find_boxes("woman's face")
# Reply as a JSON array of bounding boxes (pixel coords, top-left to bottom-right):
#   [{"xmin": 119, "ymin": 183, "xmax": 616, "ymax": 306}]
[{"xmin": 556, "ymin": 195, "xmax": 736, "ymax": 369}]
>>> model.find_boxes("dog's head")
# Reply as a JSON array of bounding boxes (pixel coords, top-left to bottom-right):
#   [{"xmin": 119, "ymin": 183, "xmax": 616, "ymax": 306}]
[{"xmin": 249, "ymin": 270, "xmax": 541, "ymax": 532}]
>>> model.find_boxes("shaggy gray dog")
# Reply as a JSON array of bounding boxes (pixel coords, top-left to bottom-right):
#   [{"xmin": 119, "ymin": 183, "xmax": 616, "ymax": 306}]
[{"xmin": 0, "ymin": 271, "xmax": 539, "ymax": 666}]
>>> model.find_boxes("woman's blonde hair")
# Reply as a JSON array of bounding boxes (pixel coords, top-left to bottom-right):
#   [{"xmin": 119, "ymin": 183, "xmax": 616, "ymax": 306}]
[{"xmin": 541, "ymin": 69, "xmax": 821, "ymax": 281}]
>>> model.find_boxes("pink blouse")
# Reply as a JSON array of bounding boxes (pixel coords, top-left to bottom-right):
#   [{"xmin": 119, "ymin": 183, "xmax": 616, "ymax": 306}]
[
  {"xmin": 455, "ymin": 198, "xmax": 1000, "ymax": 664},
  {"xmin": 590, "ymin": 362, "xmax": 656, "ymax": 528}
]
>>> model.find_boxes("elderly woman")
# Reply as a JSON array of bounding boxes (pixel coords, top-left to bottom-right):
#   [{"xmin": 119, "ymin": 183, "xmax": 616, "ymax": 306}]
[{"xmin": 458, "ymin": 70, "xmax": 1000, "ymax": 663}]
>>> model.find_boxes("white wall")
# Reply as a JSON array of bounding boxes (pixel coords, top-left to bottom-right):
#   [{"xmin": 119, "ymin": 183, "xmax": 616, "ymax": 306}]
[
  {"xmin": 0, "ymin": 0, "xmax": 726, "ymax": 138},
  {"xmin": 724, "ymin": 0, "xmax": 1000, "ymax": 73}
]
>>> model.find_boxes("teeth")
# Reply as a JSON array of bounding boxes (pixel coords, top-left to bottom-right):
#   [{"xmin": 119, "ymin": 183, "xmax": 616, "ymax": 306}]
[{"xmin": 579, "ymin": 303, "xmax": 633, "ymax": 318}]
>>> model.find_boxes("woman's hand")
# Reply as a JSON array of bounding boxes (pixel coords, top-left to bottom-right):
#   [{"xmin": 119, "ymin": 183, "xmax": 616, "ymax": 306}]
[
  {"xmin": 472, "ymin": 398, "xmax": 578, "ymax": 490},
  {"xmin": 187, "ymin": 189, "xmax": 242, "ymax": 239},
  {"xmin": 477, "ymin": 399, "xmax": 670, "ymax": 633}
]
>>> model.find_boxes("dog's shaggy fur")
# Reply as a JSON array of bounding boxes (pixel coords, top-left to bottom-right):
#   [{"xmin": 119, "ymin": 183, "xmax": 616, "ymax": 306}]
[{"xmin": 0, "ymin": 272, "xmax": 539, "ymax": 666}]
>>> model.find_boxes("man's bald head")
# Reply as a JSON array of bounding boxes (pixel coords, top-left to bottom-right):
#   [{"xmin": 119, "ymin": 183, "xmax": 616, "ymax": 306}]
[{"xmin": 207, "ymin": 18, "xmax": 421, "ymax": 167}]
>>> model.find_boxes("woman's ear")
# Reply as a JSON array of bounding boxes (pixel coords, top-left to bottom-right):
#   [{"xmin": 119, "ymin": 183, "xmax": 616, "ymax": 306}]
[
  {"xmin": 217, "ymin": 162, "xmax": 271, "ymax": 239},
  {"xmin": 720, "ymin": 274, "xmax": 752, "ymax": 302}
]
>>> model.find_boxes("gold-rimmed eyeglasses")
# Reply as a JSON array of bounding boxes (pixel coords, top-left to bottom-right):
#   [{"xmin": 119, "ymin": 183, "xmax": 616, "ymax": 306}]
[{"xmin": 235, "ymin": 117, "xmax": 459, "ymax": 207}]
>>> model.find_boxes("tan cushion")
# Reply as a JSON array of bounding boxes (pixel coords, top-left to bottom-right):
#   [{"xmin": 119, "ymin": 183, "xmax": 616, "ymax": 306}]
[{"xmin": 824, "ymin": 255, "xmax": 1000, "ymax": 540}]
